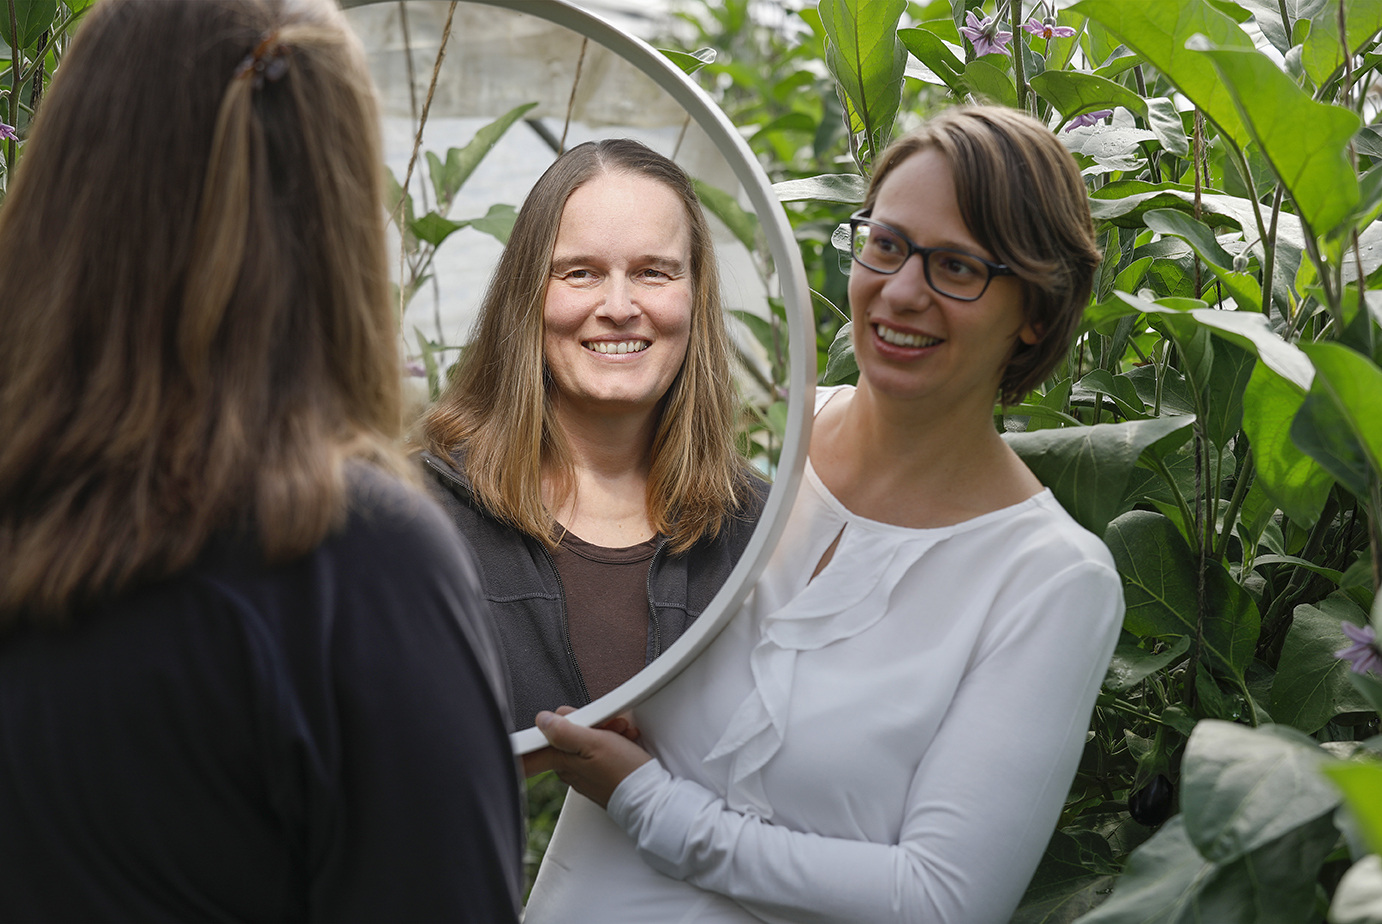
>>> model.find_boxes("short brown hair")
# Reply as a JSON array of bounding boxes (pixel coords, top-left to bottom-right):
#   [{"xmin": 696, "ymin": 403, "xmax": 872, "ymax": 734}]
[
  {"xmin": 863, "ymin": 106, "xmax": 1100, "ymax": 406},
  {"xmin": 421, "ymin": 139, "xmax": 747, "ymax": 553},
  {"xmin": 0, "ymin": 0, "xmax": 407, "ymax": 624}
]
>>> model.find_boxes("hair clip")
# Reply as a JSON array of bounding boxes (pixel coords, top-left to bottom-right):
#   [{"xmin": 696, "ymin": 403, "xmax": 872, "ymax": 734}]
[{"xmin": 233, "ymin": 31, "xmax": 291, "ymax": 90}]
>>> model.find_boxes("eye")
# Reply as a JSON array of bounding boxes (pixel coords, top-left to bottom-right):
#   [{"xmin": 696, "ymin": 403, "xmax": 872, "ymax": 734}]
[
  {"xmin": 558, "ymin": 268, "xmax": 600, "ymax": 285},
  {"xmin": 636, "ymin": 268, "xmax": 669, "ymax": 280},
  {"xmin": 934, "ymin": 251, "xmax": 983, "ymax": 279},
  {"xmin": 868, "ymin": 228, "xmax": 904, "ymax": 255}
]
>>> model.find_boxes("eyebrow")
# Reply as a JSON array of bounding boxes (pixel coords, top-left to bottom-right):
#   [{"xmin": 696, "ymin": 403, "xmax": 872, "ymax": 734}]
[
  {"xmin": 866, "ymin": 217, "xmax": 989, "ymax": 258},
  {"xmin": 550, "ymin": 255, "xmax": 687, "ymax": 275}
]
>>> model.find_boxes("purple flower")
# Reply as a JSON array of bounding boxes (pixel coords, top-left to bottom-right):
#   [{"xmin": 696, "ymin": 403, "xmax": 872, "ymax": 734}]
[
  {"xmin": 404, "ymin": 359, "xmax": 427, "ymax": 378},
  {"xmin": 1023, "ymin": 18, "xmax": 1076, "ymax": 40},
  {"xmin": 1336, "ymin": 621, "xmax": 1382, "ymax": 676},
  {"xmin": 960, "ymin": 10, "xmax": 1013, "ymax": 57},
  {"xmin": 1066, "ymin": 109, "xmax": 1114, "ymax": 131},
  {"xmin": 0, "ymin": 122, "xmax": 17, "ymax": 142}
]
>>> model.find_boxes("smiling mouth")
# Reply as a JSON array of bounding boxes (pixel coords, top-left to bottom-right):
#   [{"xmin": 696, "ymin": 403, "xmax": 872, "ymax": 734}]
[
  {"xmin": 875, "ymin": 324, "xmax": 941, "ymax": 348},
  {"xmin": 584, "ymin": 340, "xmax": 650, "ymax": 355}
]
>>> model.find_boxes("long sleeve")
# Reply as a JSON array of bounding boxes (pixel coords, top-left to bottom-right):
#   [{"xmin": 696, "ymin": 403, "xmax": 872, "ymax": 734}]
[{"xmin": 607, "ymin": 559, "xmax": 1123, "ymax": 924}]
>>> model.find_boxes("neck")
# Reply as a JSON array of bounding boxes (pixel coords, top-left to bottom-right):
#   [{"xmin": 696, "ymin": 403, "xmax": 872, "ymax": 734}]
[
  {"xmin": 811, "ymin": 381, "xmax": 1040, "ymax": 528},
  {"xmin": 542, "ymin": 397, "xmax": 659, "ymax": 546}
]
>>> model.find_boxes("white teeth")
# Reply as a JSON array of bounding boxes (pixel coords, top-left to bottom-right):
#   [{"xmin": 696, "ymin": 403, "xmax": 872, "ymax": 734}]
[
  {"xmin": 875, "ymin": 325, "xmax": 940, "ymax": 348},
  {"xmin": 584, "ymin": 340, "xmax": 650, "ymax": 355}
]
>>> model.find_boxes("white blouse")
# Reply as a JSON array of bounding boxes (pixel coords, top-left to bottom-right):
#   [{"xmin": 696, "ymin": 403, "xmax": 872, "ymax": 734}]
[{"xmin": 525, "ymin": 387, "xmax": 1125, "ymax": 924}]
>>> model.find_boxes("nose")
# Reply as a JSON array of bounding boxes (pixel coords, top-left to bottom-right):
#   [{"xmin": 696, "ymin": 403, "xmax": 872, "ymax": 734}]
[
  {"xmin": 595, "ymin": 275, "xmax": 642, "ymax": 325},
  {"xmin": 879, "ymin": 252, "xmax": 937, "ymax": 312}
]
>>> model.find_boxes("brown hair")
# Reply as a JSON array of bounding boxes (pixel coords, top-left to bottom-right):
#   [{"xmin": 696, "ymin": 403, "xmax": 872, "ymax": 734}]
[
  {"xmin": 863, "ymin": 106, "xmax": 1100, "ymax": 406},
  {"xmin": 420, "ymin": 139, "xmax": 747, "ymax": 553},
  {"xmin": 0, "ymin": 0, "xmax": 408, "ymax": 624}
]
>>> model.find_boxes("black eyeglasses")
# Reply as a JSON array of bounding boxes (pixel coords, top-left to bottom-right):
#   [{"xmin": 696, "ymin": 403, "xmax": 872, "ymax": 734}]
[{"xmin": 848, "ymin": 210, "xmax": 1014, "ymax": 301}]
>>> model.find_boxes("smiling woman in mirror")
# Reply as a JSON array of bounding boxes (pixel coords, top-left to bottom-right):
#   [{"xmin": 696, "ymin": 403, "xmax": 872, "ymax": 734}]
[{"xmin": 420, "ymin": 139, "xmax": 767, "ymax": 732}]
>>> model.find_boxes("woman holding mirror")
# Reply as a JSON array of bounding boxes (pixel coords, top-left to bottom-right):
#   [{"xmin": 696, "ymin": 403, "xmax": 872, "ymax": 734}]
[
  {"xmin": 0, "ymin": 0, "xmax": 522, "ymax": 919},
  {"xmin": 524, "ymin": 107, "xmax": 1125, "ymax": 923},
  {"xmin": 420, "ymin": 139, "xmax": 766, "ymax": 731}
]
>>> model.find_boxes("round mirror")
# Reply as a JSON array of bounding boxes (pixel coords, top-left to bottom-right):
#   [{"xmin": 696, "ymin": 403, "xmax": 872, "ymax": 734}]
[{"xmin": 343, "ymin": 0, "xmax": 812, "ymax": 754}]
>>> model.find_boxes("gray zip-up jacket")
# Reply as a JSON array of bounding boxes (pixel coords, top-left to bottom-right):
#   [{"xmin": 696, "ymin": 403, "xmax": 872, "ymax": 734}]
[{"xmin": 420, "ymin": 450, "xmax": 768, "ymax": 730}]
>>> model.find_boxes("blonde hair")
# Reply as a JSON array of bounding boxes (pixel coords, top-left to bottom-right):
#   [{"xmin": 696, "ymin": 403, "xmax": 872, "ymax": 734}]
[
  {"xmin": 864, "ymin": 106, "xmax": 1101, "ymax": 406},
  {"xmin": 0, "ymin": 0, "xmax": 408, "ymax": 624},
  {"xmin": 421, "ymin": 139, "xmax": 748, "ymax": 553}
]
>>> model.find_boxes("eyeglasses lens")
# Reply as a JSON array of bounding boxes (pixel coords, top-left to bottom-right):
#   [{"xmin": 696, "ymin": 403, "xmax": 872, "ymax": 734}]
[{"xmin": 851, "ymin": 222, "xmax": 990, "ymax": 300}]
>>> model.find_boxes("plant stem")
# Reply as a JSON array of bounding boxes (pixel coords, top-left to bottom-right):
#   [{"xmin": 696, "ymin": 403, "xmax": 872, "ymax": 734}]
[
  {"xmin": 1234, "ymin": 675, "xmax": 1260, "ymax": 727},
  {"xmin": 1193, "ymin": 112, "xmax": 1204, "ymax": 299},
  {"xmin": 1259, "ymin": 490, "xmax": 1341, "ymax": 658},
  {"xmin": 1011, "ymin": 0, "xmax": 1028, "ymax": 114},
  {"xmin": 1262, "ymin": 184, "xmax": 1283, "ymax": 320},
  {"xmin": 1214, "ymin": 445, "xmax": 1254, "ymax": 562},
  {"xmin": 7, "ymin": 0, "xmax": 21, "ymax": 171},
  {"xmin": 1370, "ymin": 476, "xmax": 1382, "ymax": 592}
]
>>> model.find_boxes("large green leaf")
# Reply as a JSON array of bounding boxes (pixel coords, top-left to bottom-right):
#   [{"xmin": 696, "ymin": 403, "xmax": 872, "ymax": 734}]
[
  {"xmin": 8, "ymin": 0, "xmax": 57, "ymax": 49},
  {"xmin": 1192, "ymin": 42, "xmax": 1361, "ymax": 236},
  {"xmin": 1114, "ymin": 292, "xmax": 1314, "ymax": 388},
  {"xmin": 1012, "ymin": 830, "xmax": 1118, "ymax": 924},
  {"xmin": 822, "ymin": 322, "xmax": 858, "ymax": 385},
  {"xmin": 426, "ymin": 101, "xmax": 538, "ymax": 211},
  {"xmin": 467, "ymin": 203, "xmax": 517, "ymax": 245},
  {"xmin": 1104, "ymin": 511, "xmax": 1260, "ymax": 678},
  {"xmin": 1191, "ymin": 813, "xmax": 1341, "ymax": 923},
  {"xmin": 1181, "ymin": 721, "xmax": 1339, "ymax": 864},
  {"xmin": 1298, "ymin": 342, "xmax": 1382, "ymax": 479},
  {"xmin": 897, "ymin": 27, "xmax": 968, "ymax": 97},
  {"xmin": 1200, "ymin": 338, "xmax": 1254, "ymax": 448},
  {"xmin": 409, "ymin": 212, "xmax": 469, "ymax": 248},
  {"xmin": 1105, "ymin": 636, "xmax": 1192, "ymax": 692},
  {"xmin": 772, "ymin": 173, "xmax": 868, "ymax": 204},
  {"xmin": 1323, "ymin": 761, "xmax": 1382, "ymax": 856},
  {"xmin": 1242, "ymin": 361, "xmax": 1334, "ymax": 526},
  {"xmin": 1004, "ymin": 416, "xmax": 1196, "ymax": 537},
  {"xmin": 1073, "ymin": 817, "xmax": 1213, "ymax": 923},
  {"xmin": 1089, "ymin": 183, "xmax": 1306, "ymax": 253},
  {"xmin": 1292, "ymin": 386, "xmax": 1372, "ymax": 497},
  {"xmin": 962, "ymin": 58, "xmax": 1018, "ymax": 108},
  {"xmin": 1142, "ymin": 210, "xmax": 1233, "ymax": 269},
  {"xmin": 819, "ymin": 0, "xmax": 907, "ymax": 163},
  {"xmin": 1270, "ymin": 596, "xmax": 1376, "ymax": 733},
  {"xmin": 693, "ymin": 180, "xmax": 759, "ymax": 253},
  {"xmin": 1029, "ymin": 70, "xmax": 1147, "ymax": 123},
  {"xmin": 1300, "ymin": 0, "xmax": 1382, "ymax": 87},
  {"xmin": 659, "ymin": 47, "xmax": 716, "ymax": 76},
  {"xmin": 1070, "ymin": 0, "xmax": 1255, "ymax": 148}
]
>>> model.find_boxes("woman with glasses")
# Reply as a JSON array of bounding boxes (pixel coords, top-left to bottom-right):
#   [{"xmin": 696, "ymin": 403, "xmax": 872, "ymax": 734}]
[
  {"xmin": 524, "ymin": 106, "xmax": 1124, "ymax": 924},
  {"xmin": 0, "ymin": 1, "xmax": 522, "ymax": 918}
]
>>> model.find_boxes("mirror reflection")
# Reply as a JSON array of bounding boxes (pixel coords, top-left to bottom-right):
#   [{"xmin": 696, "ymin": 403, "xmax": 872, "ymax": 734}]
[{"xmin": 343, "ymin": 1, "xmax": 787, "ymax": 731}]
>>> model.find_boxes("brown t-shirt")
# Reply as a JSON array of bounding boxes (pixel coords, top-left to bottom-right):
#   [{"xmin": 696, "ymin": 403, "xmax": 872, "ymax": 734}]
[{"xmin": 550, "ymin": 532, "xmax": 658, "ymax": 701}]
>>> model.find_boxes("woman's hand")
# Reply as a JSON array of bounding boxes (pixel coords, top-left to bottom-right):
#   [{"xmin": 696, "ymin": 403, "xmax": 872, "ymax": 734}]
[{"xmin": 523, "ymin": 708, "xmax": 653, "ymax": 808}]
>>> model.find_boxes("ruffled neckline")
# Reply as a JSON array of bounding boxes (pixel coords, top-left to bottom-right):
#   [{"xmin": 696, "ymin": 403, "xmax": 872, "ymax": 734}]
[{"xmin": 701, "ymin": 458, "xmax": 1052, "ymax": 819}]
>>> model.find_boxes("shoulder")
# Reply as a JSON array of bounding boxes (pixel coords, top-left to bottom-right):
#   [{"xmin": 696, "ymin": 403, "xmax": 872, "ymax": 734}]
[
  {"xmin": 335, "ymin": 463, "xmax": 479, "ymax": 579},
  {"xmin": 814, "ymin": 383, "xmax": 853, "ymax": 416}
]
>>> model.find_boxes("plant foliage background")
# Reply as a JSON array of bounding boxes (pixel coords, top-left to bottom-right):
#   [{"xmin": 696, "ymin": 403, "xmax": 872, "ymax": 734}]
[{"xmin": 8, "ymin": 0, "xmax": 1382, "ymax": 918}]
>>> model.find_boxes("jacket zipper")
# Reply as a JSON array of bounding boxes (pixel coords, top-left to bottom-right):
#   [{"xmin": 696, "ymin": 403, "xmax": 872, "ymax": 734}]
[
  {"xmin": 536, "ymin": 541, "xmax": 591, "ymax": 705},
  {"xmin": 647, "ymin": 538, "xmax": 668, "ymax": 659}
]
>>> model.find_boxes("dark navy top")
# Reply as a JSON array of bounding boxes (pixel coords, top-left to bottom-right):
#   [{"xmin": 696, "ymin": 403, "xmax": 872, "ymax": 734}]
[{"xmin": 0, "ymin": 467, "xmax": 523, "ymax": 922}]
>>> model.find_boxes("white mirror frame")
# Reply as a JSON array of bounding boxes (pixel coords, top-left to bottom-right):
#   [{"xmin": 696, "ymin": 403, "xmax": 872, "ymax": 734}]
[{"xmin": 353, "ymin": 0, "xmax": 812, "ymax": 755}]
